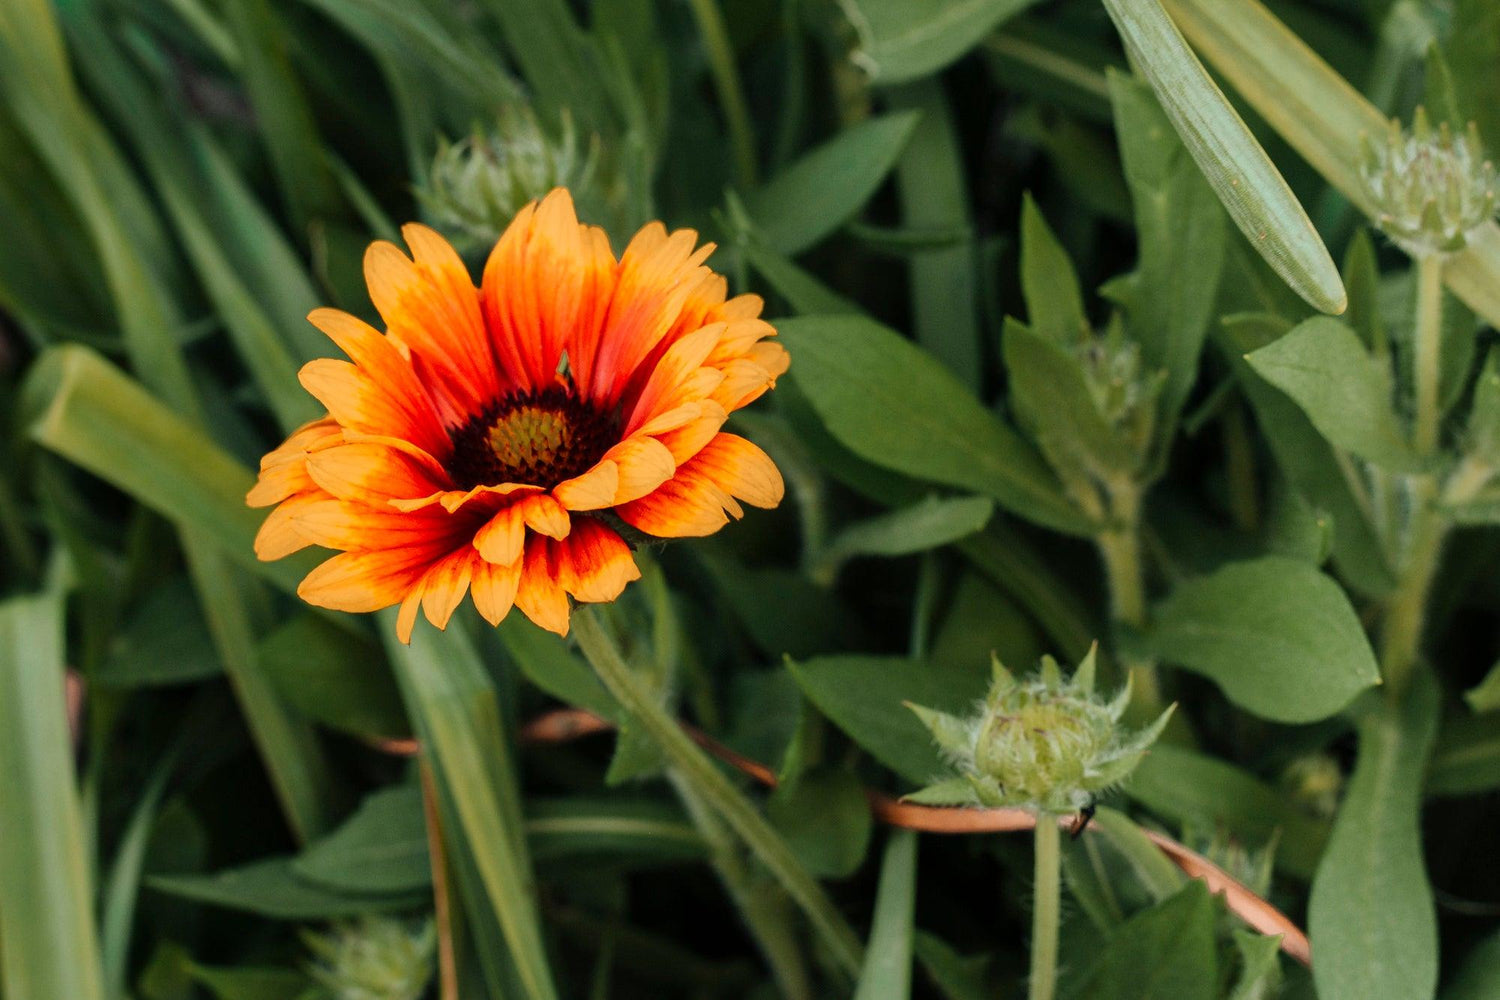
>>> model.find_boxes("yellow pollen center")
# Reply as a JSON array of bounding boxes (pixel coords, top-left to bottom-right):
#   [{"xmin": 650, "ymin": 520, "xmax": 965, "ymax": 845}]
[{"xmin": 486, "ymin": 405, "xmax": 573, "ymax": 470}]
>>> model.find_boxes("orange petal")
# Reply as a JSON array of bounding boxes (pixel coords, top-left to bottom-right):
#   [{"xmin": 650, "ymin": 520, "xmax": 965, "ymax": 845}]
[
  {"xmin": 474, "ymin": 503, "xmax": 527, "ymax": 566},
  {"xmin": 299, "ymin": 546, "xmax": 440, "ymax": 614},
  {"xmin": 247, "ymin": 456, "xmax": 317, "ymax": 508},
  {"xmin": 306, "ymin": 441, "xmax": 447, "ymax": 502},
  {"xmin": 307, "ymin": 310, "xmax": 449, "ymax": 455},
  {"xmin": 471, "ymin": 556, "xmax": 523, "ymax": 625},
  {"xmin": 604, "ymin": 435, "xmax": 675, "ymax": 505},
  {"xmin": 617, "ymin": 433, "xmax": 781, "ymax": 537},
  {"xmin": 514, "ymin": 537, "xmax": 571, "ymax": 635},
  {"xmin": 552, "ymin": 460, "xmax": 619, "ymax": 511},
  {"xmin": 389, "ymin": 482, "xmax": 542, "ymax": 514},
  {"xmin": 557, "ymin": 519, "xmax": 640, "ymax": 603},
  {"xmin": 695, "ymin": 433, "xmax": 784, "ymax": 508},
  {"xmin": 419, "ymin": 549, "xmax": 476, "ymax": 631},
  {"xmin": 254, "ymin": 494, "xmax": 326, "ymax": 560},
  {"xmin": 623, "ymin": 323, "xmax": 726, "ymax": 435},
  {"xmin": 396, "ymin": 588, "xmax": 423, "ymax": 643},
  {"xmin": 290, "ymin": 500, "xmax": 465, "ymax": 552},
  {"xmin": 710, "ymin": 358, "xmax": 778, "ymax": 413},
  {"xmin": 298, "ymin": 357, "xmax": 448, "ymax": 460},
  {"xmin": 520, "ymin": 494, "xmax": 571, "ymax": 539},
  {"xmin": 655, "ymin": 400, "xmax": 727, "ymax": 465}
]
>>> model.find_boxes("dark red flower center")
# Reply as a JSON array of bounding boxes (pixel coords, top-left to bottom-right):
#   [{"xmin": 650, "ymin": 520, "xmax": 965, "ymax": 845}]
[{"xmin": 447, "ymin": 386, "xmax": 618, "ymax": 490}]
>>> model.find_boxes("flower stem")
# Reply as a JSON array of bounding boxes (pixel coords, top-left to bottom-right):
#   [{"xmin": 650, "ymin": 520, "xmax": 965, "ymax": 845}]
[
  {"xmin": 1030, "ymin": 817, "xmax": 1062, "ymax": 1000},
  {"xmin": 572, "ymin": 607, "xmax": 864, "ymax": 975},
  {"xmin": 685, "ymin": 0, "xmax": 758, "ymax": 189},
  {"xmin": 1097, "ymin": 483, "xmax": 1161, "ymax": 716},
  {"xmin": 1412, "ymin": 253, "xmax": 1444, "ymax": 457}
]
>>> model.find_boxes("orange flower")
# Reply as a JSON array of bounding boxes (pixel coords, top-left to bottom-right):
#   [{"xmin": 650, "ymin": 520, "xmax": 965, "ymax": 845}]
[{"xmin": 248, "ymin": 189, "xmax": 786, "ymax": 641}]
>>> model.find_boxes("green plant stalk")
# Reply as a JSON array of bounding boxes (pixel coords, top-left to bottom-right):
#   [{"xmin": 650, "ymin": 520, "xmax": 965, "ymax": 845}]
[
  {"xmin": 1097, "ymin": 483, "xmax": 1162, "ymax": 715},
  {"xmin": 572, "ymin": 607, "xmax": 864, "ymax": 975},
  {"xmin": 1030, "ymin": 817, "xmax": 1062, "ymax": 1000},
  {"xmin": 685, "ymin": 0, "xmax": 758, "ymax": 189},
  {"xmin": 1412, "ymin": 254, "xmax": 1445, "ymax": 457},
  {"xmin": 667, "ymin": 772, "xmax": 813, "ymax": 1000}
]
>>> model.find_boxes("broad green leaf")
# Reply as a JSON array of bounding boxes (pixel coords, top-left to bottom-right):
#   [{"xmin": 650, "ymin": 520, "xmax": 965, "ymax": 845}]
[
  {"xmin": 259, "ymin": 614, "xmax": 409, "ymax": 740},
  {"xmin": 787, "ymin": 656, "xmax": 987, "ymax": 785},
  {"xmin": 1161, "ymin": 0, "xmax": 1500, "ymax": 329},
  {"xmin": 745, "ymin": 113, "xmax": 921, "ymax": 255},
  {"xmin": 1309, "ymin": 678, "xmax": 1440, "ymax": 1000},
  {"xmin": 779, "ymin": 315, "xmax": 1090, "ymax": 535},
  {"xmin": 1426, "ymin": 711, "xmax": 1500, "ymax": 797},
  {"xmin": 1018, "ymin": 194, "xmax": 1088, "ymax": 345},
  {"xmin": 890, "ymin": 79, "xmax": 981, "ymax": 386},
  {"xmin": 1445, "ymin": 928, "xmax": 1500, "ymax": 1000},
  {"xmin": 382, "ymin": 617, "xmax": 559, "ymax": 1000},
  {"xmin": 92, "ymin": 576, "xmax": 222, "ymax": 688},
  {"xmin": 148, "ymin": 858, "xmax": 427, "ymax": 919},
  {"xmin": 853, "ymin": 830, "xmax": 918, "ymax": 1000},
  {"xmin": 294, "ymin": 785, "xmax": 430, "ymax": 895},
  {"xmin": 703, "ymin": 555, "xmax": 867, "ymax": 658},
  {"xmin": 742, "ymin": 243, "xmax": 862, "ymax": 315},
  {"xmin": 1247, "ymin": 317, "xmax": 1419, "ymax": 472},
  {"xmin": 1228, "ymin": 930, "xmax": 1283, "ymax": 1000},
  {"xmin": 768, "ymin": 768, "xmax": 874, "ymax": 879},
  {"xmin": 1219, "ymin": 312, "xmax": 1396, "ymax": 596},
  {"xmin": 1108, "ymin": 71, "xmax": 1227, "ymax": 428},
  {"xmin": 1073, "ymin": 880, "xmax": 1218, "ymax": 1000},
  {"xmin": 825, "ymin": 495, "xmax": 995, "ymax": 561},
  {"xmin": 1128, "ymin": 744, "xmax": 1329, "ymax": 879},
  {"xmin": 496, "ymin": 615, "xmax": 620, "ymax": 722},
  {"xmin": 0, "ymin": 594, "xmax": 107, "ymax": 1000},
  {"xmin": 1063, "ymin": 806, "xmax": 1186, "ymax": 930},
  {"xmin": 1100, "ymin": 0, "xmax": 1344, "ymax": 315},
  {"xmin": 1144, "ymin": 556, "xmax": 1380, "ymax": 723},
  {"xmin": 913, "ymin": 932, "xmax": 992, "ymax": 1000},
  {"xmin": 845, "ymin": 0, "xmax": 1040, "ymax": 84}
]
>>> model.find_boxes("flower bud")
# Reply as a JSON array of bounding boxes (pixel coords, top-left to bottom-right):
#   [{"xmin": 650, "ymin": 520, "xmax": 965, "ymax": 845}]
[
  {"xmin": 417, "ymin": 107, "xmax": 603, "ymax": 253},
  {"xmin": 303, "ymin": 916, "xmax": 436, "ymax": 1000},
  {"xmin": 1182, "ymin": 817, "xmax": 1276, "ymax": 897},
  {"xmin": 906, "ymin": 646, "xmax": 1173, "ymax": 815},
  {"xmin": 1359, "ymin": 107, "xmax": 1497, "ymax": 256},
  {"xmin": 1279, "ymin": 753, "xmax": 1343, "ymax": 820}
]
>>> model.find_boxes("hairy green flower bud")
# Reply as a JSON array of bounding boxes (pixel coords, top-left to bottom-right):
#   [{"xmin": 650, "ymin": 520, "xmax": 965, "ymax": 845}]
[
  {"xmin": 303, "ymin": 917, "xmax": 436, "ymax": 1000},
  {"xmin": 1359, "ymin": 107, "xmax": 1497, "ymax": 256},
  {"xmin": 417, "ymin": 107, "xmax": 604, "ymax": 252},
  {"xmin": 1279, "ymin": 753, "xmax": 1343, "ymax": 821},
  {"xmin": 906, "ymin": 646, "xmax": 1173, "ymax": 815}
]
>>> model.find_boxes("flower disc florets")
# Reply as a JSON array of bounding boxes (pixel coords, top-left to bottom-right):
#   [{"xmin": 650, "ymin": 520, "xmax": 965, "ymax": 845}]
[
  {"xmin": 303, "ymin": 917, "xmax": 436, "ymax": 1000},
  {"xmin": 906, "ymin": 646, "xmax": 1173, "ymax": 815},
  {"xmin": 1359, "ymin": 107, "xmax": 1497, "ymax": 256}
]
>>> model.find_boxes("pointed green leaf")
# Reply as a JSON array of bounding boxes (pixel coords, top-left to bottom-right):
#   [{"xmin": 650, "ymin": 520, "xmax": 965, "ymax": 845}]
[
  {"xmin": 1018, "ymin": 194, "xmax": 1089, "ymax": 345},
  {"xmin": 1073, "ymin": 880, "xmax": 1218, "ymax": 1000},
  {"xmin": 853, "ymin": 830, "xmax": 918, "ymax": 1000},
  {"xmin": 826, "ymin": 495, "xmax": 994, "ymax": 561},
  {"xmin": 846, "ymin": 0, "xmax": 1041, "ymax": 84}
]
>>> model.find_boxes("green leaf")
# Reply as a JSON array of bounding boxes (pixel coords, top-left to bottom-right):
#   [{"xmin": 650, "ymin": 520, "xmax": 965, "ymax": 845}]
[
  {"xmin": 1228, "ymin": 930, "xmax": 1283, "ymax": 1000},
  {"xmin": 190, "ymin": 964, "xmax": 312, "ymax": 1000},
  {"xmin": 149, "ymin": 858, "xmax": 427, "ymax": 919},
  {"xmin": 0, "ymin": 593, "xmax": 108, "ymax": 1000},
  {"xmin": 1127, "ymin": 744, "xmax": 1329, "ymax": 880},
  {"xmin": 853, "ymin": 830, "xmax": 918, "ymax": 1000},
  {"xmin": 768, "ymin": 768, "xmax": 874, "ymax": 879},
  {"xmin": 1018, "ymin": 194, "xmax": 1088, "ymax": 345},
  {"xmin": 1309, "ymin": 676, "xmax": 1440, "ymax": 1000},
  {"xmin": 846, "ymin": 0, "xmax": 1041, "ymax": 84},
  {"xmin": 779, "ymin": 315, "xmax": 1090, "ymax": 535},
  {"xmin": 1246, "ymin": 317, "xmax": 1420, "ymax": 472},
  {"xmin": 787, "ymin": 656, "xmax": 987, "ymax": 785},
  {"xmin": 496, "ymin": 616, "xmax": 620, "ymax": 722},
  {"xmin": 890, "ymin": 79, "xmax": 981, "ymax": 386},
  {"xmin": 1445, "ymin": 928, "xmax": 1500, "ymax": 1000},
  {"xmin": 742, "ymin": 243, "xmax": 862, "ymax": 316},
  {"xmin": 294, "ymin": 785, "xmax": 430, "ymax": 895},
  {"xmin": 1003, "ymin": 318, "xmax": 1130, "ymax": 481},
  {"xmin": 1144, "ymin": 556, "xmax": 1380, "ymax": 723},
  {"xmin": 1464, "ymin": 661, "xmax": 1500, "ymax": 713},
  {"xmin": 826, "ymin": 495, "xmax": 995, "ymax": 561},
  {"xmin": 1073, "ymin": 880, "xmax": 1218, "ymax": 1000},
  {"xmin": 525, "ymin": 798, "xmax": 705, "ymax": 868},
  {"xmin": 382, "ymin": 617, "xmax": 560, "ymax": 1000},
  {"xmin": 259, "ymin": 614, "xmax": 409, "ymax": 740},
  {"xmin": 913, "ymin": 931, "xmax": 991, "ymax": 1000},
  {"xmin": 1063, "ymin": 806, "xmax": 1186, "ymax": 931},
  {"xmin": 1161, "ymin": 0, "xmax": 1500, "ymax": 330},
  {"xmin": 1218, "ymin": 312, "xmax": 1396, "ymax": 596},
  {"xmin": 1108, "ymin": 71, "xmax": 1227, "ymax": 428},
  {"xmin": 745, "ymin": 112, "xmax": 921, "ymax": 255},
  {"xmin": 1448, "ymin": 0, "xmax": 1500, "ymax": 157},
  {"xmin": 92, "ymin": 576, "xmax": 222, "ymax": 688},
  {"xmin": 1100, "ymin": 0, "xmax": 1344, "ymax": 315}
]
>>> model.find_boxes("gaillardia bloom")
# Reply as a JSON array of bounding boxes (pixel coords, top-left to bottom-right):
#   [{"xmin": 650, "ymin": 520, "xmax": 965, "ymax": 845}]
[{"xmin": 248, "ymin": 189, "xmax": 786, "ymax": 641}]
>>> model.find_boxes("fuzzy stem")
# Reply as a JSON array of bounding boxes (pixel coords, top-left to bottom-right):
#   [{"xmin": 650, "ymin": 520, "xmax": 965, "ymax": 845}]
[
  {"xmin": 572, "ymin": 608, "xmax": 864, "ymax": 975},
  {"xmin": 1412, "ymin": 253, "xmax": 1445, "ymax": 457},
  {"xmin": 1030, "ymin": 818, "xmax": 1062, "ymax": 1000},
  {"xmin": 685, "ymin": 0, "xmax": 758, "ymax": 189},
  {"xmin": 1097, "ymin": 482, "xmax": 1161, "ymax": 715}
]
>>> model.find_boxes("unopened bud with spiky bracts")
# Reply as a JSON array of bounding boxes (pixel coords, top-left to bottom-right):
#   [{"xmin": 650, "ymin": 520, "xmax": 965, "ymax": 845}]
[
  {"xmin": 1359, "ymin": 107, "xmax": 1497, "ymax": 256},
  {"xmin": 302, "ymin": 916, "xmax": 436, "ymax": 1000},
  {"xmin": 905, "ymin": 645, "xmax": 1173, "ymax": 816}
]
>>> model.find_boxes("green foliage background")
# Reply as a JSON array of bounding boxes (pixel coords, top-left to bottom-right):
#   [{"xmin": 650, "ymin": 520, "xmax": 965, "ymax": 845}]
[{"xmin": 2, "ymin": 0, "xmax": 1500, "ymax": 998}]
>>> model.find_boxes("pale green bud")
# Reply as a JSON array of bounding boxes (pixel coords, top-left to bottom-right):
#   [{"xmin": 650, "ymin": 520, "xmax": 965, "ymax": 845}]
[
  {"xmin": 1278, "ymin": 753, "xmax": 1343, "ymax": 821},
  {"xmin": 303, "ymin": 917, "xmax": 436, "ymax": 1000},
  {"xmin": 417, "ymin": 107, "xmax": 603, "ymax": 252},
  {"xmin": 1359, "ymin": 107, "xmax": 1497, "ymax": 256},
  {"xmin": 906, "ymin": 646, "xmax": 1174, "ymax": 816}
]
